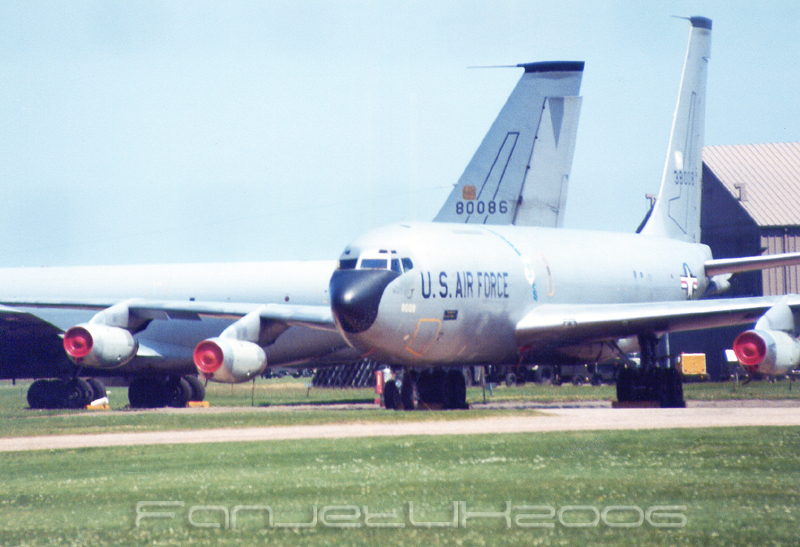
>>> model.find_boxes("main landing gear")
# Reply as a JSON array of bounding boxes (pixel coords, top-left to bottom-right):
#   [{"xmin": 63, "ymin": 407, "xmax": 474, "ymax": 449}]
[
  {"xmin": 615, "ymin": 334, "xmax": 685, "ymax": 408},
  {"xmin": 383, "ymin": 367, "xmax": 469, "ymax": 410},
  {"xmin": 127, "ymin": 375, "xmax": 206, "ymax": 408},
  {"xmin": 27, "ymin": 377, "xmax": 108, "ymax": 409},
  {"xmin": 26, "ymin": 375, "xmax": 206, "ymax": 409}
]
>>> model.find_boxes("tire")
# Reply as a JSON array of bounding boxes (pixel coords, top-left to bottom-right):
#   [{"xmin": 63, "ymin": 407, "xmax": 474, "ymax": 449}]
[
  {"xmin": 129, "ymin": 377, "xmax": 168, "ymax": 408},
  {"xmin": 86, "ymin": 378, "xmax": 107, "ymax": 402},
  {"xmin": 184, "ymin": 375, "xmax": 206, "ymax": 402},
  {"xmin": 64, "ymin": 378, "xmax": 93, "ymax": 409},
  {"xmin": 505, "ymin": 372, "xmax": 517, "ymax": 387},
  {"xmin": 165, "ymin": 377, "xmax": 191, "ymax": 408},
  {"xmin": 383, "ymin": 380, "xmax": 400, "ymax": 410},
  {"xmin": 400, "ymin": 370, "xmax": 417, "ymax": 410},
  {"xmin": 445, "ymin": 369, "xmax": 468, "ymax": 410},
  {"xmin": 430, "ymin": 369, "xmax": 447, "ymax": 405},
  {"xmin": 27, "ymin": 379, "xmax": 51, "ymax": 409},
  {"xmin": 659, "ymin": 368, "xmax": 685, "ymax": 408},
  {"xmin": 417, "ymin": 369, "xmax": 434, "ymax": 404},
  {"xmin": 616, "ymin": 368, "xmax": 635, "ymax": 402}
]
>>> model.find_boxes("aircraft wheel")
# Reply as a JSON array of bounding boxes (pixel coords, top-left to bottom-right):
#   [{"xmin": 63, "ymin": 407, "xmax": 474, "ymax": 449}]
[
  {"xmin": 643, "ymin": 368, "xmax": 660, "ymax": 401},
  {"xmin": 416, "ymin": 369, "xmax": 434, "ymax": 404},
  {"xmin": 658, "ymin": 368, "xmax": 685, "ymax": 408},
  {"xmin": 400, "ymin": 370, "xmax": 418, "ymax": 410},
  {"xmin": 27, "ymin": 379, "xmax": 52, "ymax": 409},
  {"xmin": 445, "ymin": 369, "xmax": 468, "ymax": 409},
  {"xmin": 383, "ymin": 380, "xmax": 400, "ymax": 410},
  {"xmin": 64, "ymin": 378, "xmax": 93, "ymax": 409},
  {"xmin": 184, "ymin": 375, "xmax": 205, "ymax": 402},
  {"xmin": 129, "ymin": 377, "xmax": 168, "ymax": 408},
  {"xmin": 430, "ymin": 369, "xmax": 447, "ymax": 406},
  {"xmin": 572, "ymin": 374, "xmax": 588, "ymax": 386},
  {"xmin": 86, "ymin": 378, "xmax": 107, "ymax": 402},
  {"xmin": 616, "ymin": 368, "xmax": 635, "ymax": 402},
  {"xmin": 165, "ymin": 376, "xmax": 192, "ymax": 408},
  {"xmin": 505, "ymin": 371, "xmax": 517, "ymax": 387}
]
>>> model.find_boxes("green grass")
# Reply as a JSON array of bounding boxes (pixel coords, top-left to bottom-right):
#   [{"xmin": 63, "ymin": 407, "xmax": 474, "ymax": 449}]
[
  {"xmin": 2, "ymin": 378, "xmax": 799, "ymax": 439},
  {"xmin": 0, "ymin": 380, "xmax": 544, "ymax": 438},
  {"xmin": 2, "ymin": 427, "xmax": 799, "ymax": 546},
  {"xmin": 3, "ymin": 378, "xmax": 800, "ymax": 545}
]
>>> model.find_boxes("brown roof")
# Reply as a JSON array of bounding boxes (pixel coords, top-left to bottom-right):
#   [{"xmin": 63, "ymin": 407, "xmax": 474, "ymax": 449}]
[{"xmin": 703, "ymin": 142, "xmax": 800, "ymax": 227}]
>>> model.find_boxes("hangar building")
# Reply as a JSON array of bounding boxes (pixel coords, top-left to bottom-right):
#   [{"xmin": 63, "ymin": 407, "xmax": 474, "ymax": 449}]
[{"xmin": 673, "ymin": 142, "xmax": 800, "ymax": 379}]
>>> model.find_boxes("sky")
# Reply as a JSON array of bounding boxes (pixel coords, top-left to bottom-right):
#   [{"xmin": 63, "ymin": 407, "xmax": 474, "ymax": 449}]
[{"xmin": 1, "ymin": 1, "xmax": 798, "ymax": 267}]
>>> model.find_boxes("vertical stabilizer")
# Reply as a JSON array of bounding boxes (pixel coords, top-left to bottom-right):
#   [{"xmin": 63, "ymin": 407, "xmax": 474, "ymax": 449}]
[
  {"xmin": 640, "ymin": 16, "xmax": 711, "ymax": 243},
  {"xmin": 433, "ymin": 61, "xmax": 584, "ymax": 226},
  {"xmin": 513, "ymin": 95, "xmax": 582, "ymax": 227}
]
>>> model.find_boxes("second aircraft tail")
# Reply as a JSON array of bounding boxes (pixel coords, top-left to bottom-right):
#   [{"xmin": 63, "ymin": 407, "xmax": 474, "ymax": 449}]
[
  {"xmin": 640, "ymin": 17, "xmax": 711, "ymax": 243},
  {"xmin": 433, "ymin": 61, "xmax": 583, "ymax": 227}
]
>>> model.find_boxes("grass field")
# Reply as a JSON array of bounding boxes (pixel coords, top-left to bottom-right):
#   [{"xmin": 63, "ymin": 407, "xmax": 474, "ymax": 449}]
[
  {"xmin": 2, "ymin": 377, "xmax": 800, "ymax": 439},
  {"xmin": 3, "ymin": 379, "xmax": 800, "ymax": 545},
  {"xmin": 2, "ymin": 425, "xmax": 800, "ymax": 546}
]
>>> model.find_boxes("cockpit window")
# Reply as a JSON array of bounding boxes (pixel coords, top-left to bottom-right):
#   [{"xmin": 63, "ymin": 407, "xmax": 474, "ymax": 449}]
[
  {"xmin": 360, "ymin": 258, "xmax": 388, "ymax": 269},
  {"xmin": 337, "ymin": 249, "xmax": 414, "ymax": 273}
]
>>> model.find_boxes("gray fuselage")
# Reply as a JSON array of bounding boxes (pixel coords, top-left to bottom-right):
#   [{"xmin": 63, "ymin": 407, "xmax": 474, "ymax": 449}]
[{"xmin": 331, "ymin": 222, "xmax": 713, "ymax": 365}]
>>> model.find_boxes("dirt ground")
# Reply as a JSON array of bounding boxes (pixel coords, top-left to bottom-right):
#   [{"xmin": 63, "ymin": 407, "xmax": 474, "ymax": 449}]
[{"xmin": 4, "ymin": 401, "xmax": 800, "ymax": 452}]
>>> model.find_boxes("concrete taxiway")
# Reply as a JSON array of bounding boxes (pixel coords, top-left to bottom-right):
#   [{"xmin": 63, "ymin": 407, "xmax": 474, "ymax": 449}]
[{"xmin": 4, "ymin": 404, "xmax": 800, "ymax": 452}]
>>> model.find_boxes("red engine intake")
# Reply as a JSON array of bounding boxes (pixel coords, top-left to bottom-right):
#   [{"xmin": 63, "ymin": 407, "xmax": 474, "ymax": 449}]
[
  {"xmin": 64, "ymin": 326, "xmax": 94, "ymax": 359},
  {"xmin": 193, "ymin": 340, "xmax": 225, "ymax": 375},
  {"xmin": 192, "ymin": 337, "xmax": 267, "ymax": 383},
  {"xmin": 732, "ymin": 331, "xmax": 767, "ymax": 368},
  {"xmin": 62, "ymin": 323, "xmax": 138, "ymax": 368},
  {"xmin": 732, "ymin": 329, "xmax": 800, "ymax": 376}
]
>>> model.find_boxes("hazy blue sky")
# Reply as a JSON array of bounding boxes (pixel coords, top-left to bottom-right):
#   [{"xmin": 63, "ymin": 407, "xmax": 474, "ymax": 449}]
[{"xmin": 1, "ymin": 1, "xmax": 798, "ymax": 267}]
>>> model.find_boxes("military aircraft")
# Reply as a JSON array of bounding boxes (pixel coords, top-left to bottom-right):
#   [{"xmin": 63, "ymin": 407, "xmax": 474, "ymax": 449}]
[
  {"xmin": 326, "ymin": 17, "xmax": 800, "ymax": 410},
  {"xmin": 0, "ymin": 60, "xmax": 584, "ymax": 408}
]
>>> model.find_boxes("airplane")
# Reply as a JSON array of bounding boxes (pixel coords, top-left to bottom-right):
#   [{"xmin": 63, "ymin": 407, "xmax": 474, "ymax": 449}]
[
  {"xmin": 0, "ymin": 59, "xmax": 584, "ymax": 409},
  {"xmin": 325, "ymin": 16, "xmax": 800, "ymax": 410}
]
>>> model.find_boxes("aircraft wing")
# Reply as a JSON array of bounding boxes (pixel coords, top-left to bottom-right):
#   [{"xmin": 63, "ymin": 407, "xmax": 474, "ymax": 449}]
[
  {"xmin": 0, "ymin": 304, "xmax": 66, "ymax": 337},
  {"xmin": 0, "ymin": 297, "xmax": 336, "ymax": 334},
  {"xmin": 122, "ymin": 299, "xmax": 337, "ymax": 333},
  {"xmin": 515, "ymin": 295, "xmax": 800, "ymax": 348}
]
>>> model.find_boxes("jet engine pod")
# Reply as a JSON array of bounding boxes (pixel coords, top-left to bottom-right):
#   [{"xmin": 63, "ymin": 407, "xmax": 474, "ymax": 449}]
[
  {"xmin": 193, "ymin": 338, "xmax": 267, "ymax": 383},
  {"xmin": 63, "ymin": 324, "xmax": 138, "ymax": 368},
  {"xmin": 733, "ymin": 329, "xmax": 800, "ymax": 376}
]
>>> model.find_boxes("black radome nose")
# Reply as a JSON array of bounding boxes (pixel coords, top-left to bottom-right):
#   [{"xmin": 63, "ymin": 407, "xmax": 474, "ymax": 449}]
[{"xmin": 329, "ymin": 269, "xmax": 399, "ymax": 333}]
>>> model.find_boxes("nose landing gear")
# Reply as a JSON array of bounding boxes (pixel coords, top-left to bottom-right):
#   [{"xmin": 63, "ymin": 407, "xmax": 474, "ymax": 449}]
[{"xmin": 383, "ymin": 367, "xmax": 469, "ymax": 411}]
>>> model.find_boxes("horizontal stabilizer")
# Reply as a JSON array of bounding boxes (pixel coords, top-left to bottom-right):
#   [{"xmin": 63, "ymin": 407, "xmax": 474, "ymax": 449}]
[{"xmin": 705, "ymin": 251, "xmax": 800, "ymax": 277}]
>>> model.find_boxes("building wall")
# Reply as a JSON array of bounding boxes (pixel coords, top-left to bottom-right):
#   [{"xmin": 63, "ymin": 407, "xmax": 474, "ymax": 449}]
[
  {"xmin": 700, "ymin": 164, "xmax": 763, "ymax": 297},
  {"xmin": 671, "ymin": 159, "xmax": 800, "ymax": 379},
  {"xmin": 761, "ymin": 228, "xmax": 800, "ymax": 295}
]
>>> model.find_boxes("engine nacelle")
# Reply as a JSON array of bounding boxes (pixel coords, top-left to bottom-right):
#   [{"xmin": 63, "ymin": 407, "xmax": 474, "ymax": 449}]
[
  {"xmin": 63, "ymin": 324, "xmax": 138, "ymax": 369},
  {"xmin": 193, "ymin": 338, "xmax": 267, "ymax": 383},
  {"xmin": 732, "ymin": 329, "xmax": 800, "ymax": 376}
]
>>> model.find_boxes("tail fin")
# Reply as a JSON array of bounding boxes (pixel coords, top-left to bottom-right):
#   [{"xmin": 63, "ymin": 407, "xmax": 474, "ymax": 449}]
[
  {"xmin": 640, "ymin": 16, "xmax": 712, "ymax": 243},
  {"xmin": 433, "ymin": 61, "xmax": 583, "ymax": 226}
]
